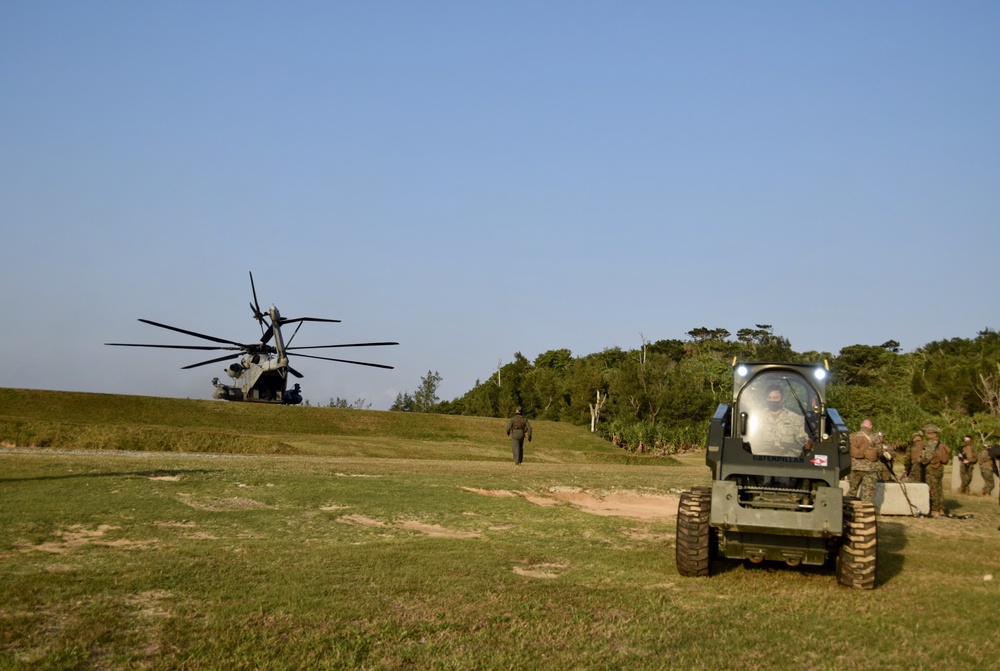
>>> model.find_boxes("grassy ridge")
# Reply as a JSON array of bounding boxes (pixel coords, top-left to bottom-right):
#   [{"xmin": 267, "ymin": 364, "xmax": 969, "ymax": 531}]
[{"xmin": 0, "ymin": 388, "xmax": 651, "ymax": 463}]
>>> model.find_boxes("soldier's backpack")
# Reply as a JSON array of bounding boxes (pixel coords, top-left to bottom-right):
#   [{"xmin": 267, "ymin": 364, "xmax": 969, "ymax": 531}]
[
  {"xmin": 920, "ymin": 440, "xmax": 938, "ymax": 465},
  {"xmin": 511, "ymin": 415, "xmax": 527, "ymax": 431}
]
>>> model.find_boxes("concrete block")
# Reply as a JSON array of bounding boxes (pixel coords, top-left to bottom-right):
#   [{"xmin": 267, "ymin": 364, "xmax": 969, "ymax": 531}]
[
  {"xmin": 950, "ymin": 456, "xmax": 1000, "ymax": 499},
  {"xmin": 840, "ymin": 480, "xmax": 930, "ymax": 516}
]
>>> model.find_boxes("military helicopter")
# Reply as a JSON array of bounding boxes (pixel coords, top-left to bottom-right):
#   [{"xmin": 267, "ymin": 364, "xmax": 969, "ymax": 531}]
[{"xmin": 106, "ymin": 272, "xmax": 397, "ymax": 404}]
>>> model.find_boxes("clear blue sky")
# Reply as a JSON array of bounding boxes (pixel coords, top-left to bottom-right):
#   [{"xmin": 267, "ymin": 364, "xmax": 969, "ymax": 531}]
[{"xmin": 2, "ymin": 1, "xmax": 998, "ymax": 409}]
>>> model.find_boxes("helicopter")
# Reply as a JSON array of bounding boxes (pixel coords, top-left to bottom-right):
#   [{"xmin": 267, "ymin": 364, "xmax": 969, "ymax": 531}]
[{"xmin": 106, "ymin": 272, "xmax": 398, "ymax": 404}]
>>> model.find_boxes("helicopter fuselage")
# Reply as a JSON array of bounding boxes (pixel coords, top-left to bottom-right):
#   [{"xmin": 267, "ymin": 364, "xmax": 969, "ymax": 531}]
[{"xmin": 212, "ymin": 349, "xmax": 299, "ymax": 404}]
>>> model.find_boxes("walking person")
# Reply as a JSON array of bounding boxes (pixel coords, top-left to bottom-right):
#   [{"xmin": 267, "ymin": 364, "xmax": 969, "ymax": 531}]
[{"xmin": 505, "ymin": 407, "xmax": 532, "ymax": 465}]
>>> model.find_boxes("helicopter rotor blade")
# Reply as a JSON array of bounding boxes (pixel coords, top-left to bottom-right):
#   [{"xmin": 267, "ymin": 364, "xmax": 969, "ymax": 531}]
[
  {"xmin": 137, "ymin": 319, "xmax": 246, "ymax": 347},
  {"xmin": 276, "ymin": 317, "xmax": 342, "ymax": 325},
  {"xmin": 249, "ymin": 271, "xmax": 270, "ymax": 341},
  {"xmin": 290, "ymin": 352, "xmax": 394, "ymax": 369},
  {"xmin": 105, "ymin": 343, "xmax": 240, "ymax": 351},
  {"xmin": 287, "ymin": 366, "xmax": 304, "ymax": 379},
  {"xmin": 181, "ymin": 353, "xmax": 243, "ymax": 370},
  {"xmin": 249, "ymin": 271, "xmax": 263, "ymax": 319},
  {"xmin": 285, "ymin": 322, "xmax": 304, "ymax": 348},
  {"xmin": 288, "ymin": 341, "xmax": 399, "ymax": 350}
]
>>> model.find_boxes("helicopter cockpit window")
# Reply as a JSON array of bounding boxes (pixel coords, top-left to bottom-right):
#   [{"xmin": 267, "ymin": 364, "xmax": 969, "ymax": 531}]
[{"xmin": 738, "ymin": 372, "xmax": 817, "ymax": 457}]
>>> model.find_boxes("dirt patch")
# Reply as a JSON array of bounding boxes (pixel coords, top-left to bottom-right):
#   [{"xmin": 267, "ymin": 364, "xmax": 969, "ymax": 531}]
[
  {"xmin": 547, "ymin": 489, "xmax": 679, "ymax": 521},
  {"xmin": 337, "ymin": 514, "xmax": 479, "ymax": 538},
  {"xmin": 460, "ymin": 487, "xmax": 518, "ymax": 498},
  {"xmin": 513, "ymin": 562, "xmax": 569, "ymax": 579},
  {"xmin": 518, "ymin": 492, "xmax": 563, "ymax": 507},
  {"xmin": 397, "ymin": 521, "xmax": 481, "ymax": 538},
  {"xmin": 338, "ymin": 514, "xmax": 388, "ymax": 528},
  {"xmin": 465, "ymin": 487, "xmax": 679, "ymax": 521},
  {"xmin": 148, "ymin": 474, "xmax": 182, "ymax": 482}
]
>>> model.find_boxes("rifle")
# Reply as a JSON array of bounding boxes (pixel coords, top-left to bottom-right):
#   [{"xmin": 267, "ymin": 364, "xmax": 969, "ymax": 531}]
[
  {"xmin": 879, "ymin": 457, "xmax": 923, "ymax": 517},
  {"xmin": 878, "ymin": 449, "xmax": 895, "ymax": 476},
  {"xmin": 985, "ymin": 445, "xmax": 1000, "ymax": 476}
]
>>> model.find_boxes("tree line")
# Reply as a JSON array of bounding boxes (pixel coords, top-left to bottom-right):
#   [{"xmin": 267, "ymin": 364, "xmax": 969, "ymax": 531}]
[{"xmin": 393, "ymin": 325, "xmax": 1000, "ymax": 455}]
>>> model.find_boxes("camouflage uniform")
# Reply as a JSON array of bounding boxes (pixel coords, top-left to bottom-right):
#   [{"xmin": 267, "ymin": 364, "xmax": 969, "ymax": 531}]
[
  {"xmin": 979, "ymin": 445, "xmax": 998, "ymax": 497},
  {"xmin": 921, "ymin": 425, "xmax": 950, "ymax": 515},
  {"xmin": 749, "ymin": 408, "xmax": 810, "ymax": 457},
  {"xmin": 959, "ymin": 437, "xmax": 979, "ymax": 494},
  {"xmin": 505, "ymin": 408, "xmax": 532, "ymax": 465},
  {"xmin": 848, "ymin": 425, "xmax": 879, "ymax": 502},
  {"xmin": 905, "ymin": 432, "xmax": 926, "ymax": 484}
]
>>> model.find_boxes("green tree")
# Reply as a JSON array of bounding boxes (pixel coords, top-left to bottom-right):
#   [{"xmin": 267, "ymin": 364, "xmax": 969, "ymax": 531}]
[
  {"xmin": 391, "ymin": 370, "xmax": 443, "ymax": 412},
  {"xmin": 328, "ymin": 397, "xmax": 372, "ymax": 409},
  {"xmin": 413, "ymin": 370, "xmax": 443, "ymax": 412}
]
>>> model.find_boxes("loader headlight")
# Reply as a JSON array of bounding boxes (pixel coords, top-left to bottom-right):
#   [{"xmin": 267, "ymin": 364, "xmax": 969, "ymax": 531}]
[
  {"xmin": 813, "ymin": 368, "xmax": 827, "ymax": 381},
  {"xmin": 736, "ymin": 365, "xmax": 749, "ymax": 378}
]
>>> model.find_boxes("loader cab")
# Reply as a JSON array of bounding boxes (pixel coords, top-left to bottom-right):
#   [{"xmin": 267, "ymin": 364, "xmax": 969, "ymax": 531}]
[{"xmin": 735, "ymin": 368, "xmax": 821, "ymax": 457}]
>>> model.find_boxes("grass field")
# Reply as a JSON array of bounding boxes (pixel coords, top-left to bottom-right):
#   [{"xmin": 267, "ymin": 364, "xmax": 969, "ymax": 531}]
[{"xmin": 2, "ymin": 389, "xmax": 1000, "ymax": 670}]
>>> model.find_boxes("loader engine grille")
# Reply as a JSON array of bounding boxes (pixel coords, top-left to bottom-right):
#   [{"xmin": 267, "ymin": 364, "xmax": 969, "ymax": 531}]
[{"xmin": 735, "ymin": 478, "xmax": 826, "ymax": 511}]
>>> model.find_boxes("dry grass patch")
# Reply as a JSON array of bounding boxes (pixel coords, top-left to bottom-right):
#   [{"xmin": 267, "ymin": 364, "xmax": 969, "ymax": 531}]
[
  {"xmin": 513, "ymin": 562, "xmax": 570, "ymax": 579},
  {"xmin": 15, "ymin": 524, "xmax": 155, "ymax": 553},
  {"xmin": 338, "ymin": 513, "xmax": 481, "ymax": 538},
  {"xmin": 175, "ymin": 493, "xmax": 270, "ymax": 511}
]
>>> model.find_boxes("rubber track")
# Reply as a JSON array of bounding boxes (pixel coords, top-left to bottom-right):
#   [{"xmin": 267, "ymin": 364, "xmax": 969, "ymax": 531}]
[
  {"xmin": 676, "ymin": 486, "xmax": 712, "ymax": 577},
  {"xmin": 837, "ymin": 498, "xmax": 878, "ymax": 589}
]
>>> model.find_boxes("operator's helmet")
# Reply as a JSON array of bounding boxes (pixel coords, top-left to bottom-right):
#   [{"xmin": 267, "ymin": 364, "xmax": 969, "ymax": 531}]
[
  {"xmin": 515, "ymin": 406, "xmax": 523, "ymax": 415},
  {"xmin": 922, "ymin": 423, "xmax": 941, "ymax": 434}
]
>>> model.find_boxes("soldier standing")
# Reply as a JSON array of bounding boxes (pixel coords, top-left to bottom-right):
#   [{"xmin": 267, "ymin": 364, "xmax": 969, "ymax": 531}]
[
  {"xmin": 958, "ymin": 435, "xmax": 979, "ymax": 495},
  {"xmin": 979, "ymin": 444, "xmax": 998, "ymax": 498},
  {"xmin": 921, "ymin": 424, "xmax": 950, "ymax": 516},
  {"xmin": 505, "ymin": 406, "xmax": 532, "ymax": 466},
  {"xmin": 848, "ymin": 419, "xmax": 879, "ymax": 502},
  {"xmin": 904, "ymin": 431, "xmax": 926, "ymax": 483}
]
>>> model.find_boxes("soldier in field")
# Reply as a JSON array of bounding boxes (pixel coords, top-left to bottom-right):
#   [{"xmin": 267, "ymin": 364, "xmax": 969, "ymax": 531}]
[
  {"xmin": 505, "ymin": 406, "xmax": 532, "ymax": 466},
  {"xmin": 921, "ymin": 424, "xmax": 950, "ymax": 516},
  {"xmin": 958, "ymin": 435, "xmax": 979, "ymax": 495},
  {"xmin": 904, "ymin": 430, "xmax": 926, "ymax": 484},
  {"xmin": 848, "ymin": 419, "xmax": 879, "ymax": 502},
  {"xmin": 980, "ymin": 444, "xmax": 999, "ymax": 498}
]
